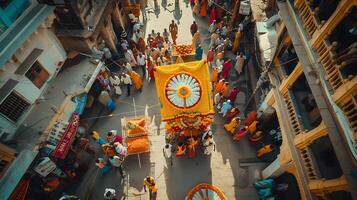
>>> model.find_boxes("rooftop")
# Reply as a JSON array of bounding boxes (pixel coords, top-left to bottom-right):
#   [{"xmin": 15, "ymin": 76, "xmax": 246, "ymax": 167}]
[{"xmin": 14, "ymin": 58, "xmax": 103, "ymax": 152}]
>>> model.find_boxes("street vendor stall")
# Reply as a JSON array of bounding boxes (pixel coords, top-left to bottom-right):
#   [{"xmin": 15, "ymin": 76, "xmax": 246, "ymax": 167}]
[
  {"xmin": 120, "ymin": 114, "xmax": 151, "ymax": 168},
  {"xmin": 172, "ymin": 44, "xmax": 196, "ymax": 62}
]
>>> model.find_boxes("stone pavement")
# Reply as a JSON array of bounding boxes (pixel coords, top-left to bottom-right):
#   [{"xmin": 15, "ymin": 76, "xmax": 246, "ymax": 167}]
[{"xmin": 74, "ymin": 1, "xmax": 267, "ymax": 199}]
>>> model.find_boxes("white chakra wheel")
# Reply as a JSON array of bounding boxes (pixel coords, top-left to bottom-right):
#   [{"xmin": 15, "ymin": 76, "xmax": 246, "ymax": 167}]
[{"xmin": 165, "ymin": 73, "xmax": 201, "ymax": 109}]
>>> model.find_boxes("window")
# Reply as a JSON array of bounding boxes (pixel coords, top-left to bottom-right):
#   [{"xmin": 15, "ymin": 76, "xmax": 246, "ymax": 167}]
[
  {"xmin": 25, "ymin": 61, "xmax": 50, "ymax": 89},
  {"xmin": 0, "ymin": 91, "xmax": 30, "ymax": 122}
]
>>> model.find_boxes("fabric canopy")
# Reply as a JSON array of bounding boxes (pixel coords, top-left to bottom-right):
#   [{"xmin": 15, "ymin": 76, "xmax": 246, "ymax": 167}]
[{"xmin": 154, "ymin": 60, "xmax": 213, "ymax": 121}]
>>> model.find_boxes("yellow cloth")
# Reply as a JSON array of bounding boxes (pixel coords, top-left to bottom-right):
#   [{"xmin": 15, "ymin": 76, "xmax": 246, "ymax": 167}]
[
  {"xmin": 248, "ymin": 121, "xmax": 258, "ymax": 133},
  {"xmin": 214, "ymin": 80, "xmax": 224, "ymax": 94},
  {"xmin": 129, "ymin": 71, "xmax": 142, "ymax": 90},
  {"xmin": 257, "ymin": 145, "xmax": 274, "ymax": 157},
  {"xmin": 232, "ymin": 31, "xmax": 242, "ymax": 54},
  {"xmin": 154, "ymin": 60, "xmax": 213, "ymax": 121},
  {"xmin": 144, "ymin": 177, "xmax": 157, "ymax": 191},
  {"xmin": 211, "ymin": 68, "xmax": 218, "ymax": 83},
  {"xmin": 91, "ymin": 131, "xmax": 100, "ymax": 140},
  {"xmin": 176, "ymin": 56, "xmax": 184, "ymax": 63},
  {"xmin": 224, "ymin": 117, "xmax": 240, "ymax": 134}
]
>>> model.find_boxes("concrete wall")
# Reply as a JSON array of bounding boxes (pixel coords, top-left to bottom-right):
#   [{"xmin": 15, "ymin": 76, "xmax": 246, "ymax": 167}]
[{"xmin": 0, "ymin": 25, "xmax": 66, "ymax": 138}]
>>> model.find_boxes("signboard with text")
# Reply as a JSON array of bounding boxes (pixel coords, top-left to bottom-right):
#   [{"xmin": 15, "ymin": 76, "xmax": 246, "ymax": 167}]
[{"xmin": 52, "ymin": 113, "xmax": 80, "ymax": 159}]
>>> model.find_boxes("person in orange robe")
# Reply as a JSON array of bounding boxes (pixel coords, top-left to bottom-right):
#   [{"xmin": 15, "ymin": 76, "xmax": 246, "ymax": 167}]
[
  {"xmin": 214, "ymin": 79, "xmax": 225, "ymax": 94},
  {"xmin": 137, "ymin": 37, "xmax": 146, "ymax": 53},
  {"xmin": 221, "ymin": 82, "xmax": 230, "ymax": 98},
  {"xmin": 199, "ymin": 0, "xmax": 208, "ymax": 17},
  {"xmin": 211, "ymin": 67, "xmax": 219, "ymax": 85},
  {"xmin": 169, "ymin": 20, "xmax": 178, "ymax": 45},
  {"xmin": 129, "ymin": 71, "xmax": 143, "ymax": 92},
  {"xmin": 232, "ymin": 30, "xmax": 242, "ymax": 54}
]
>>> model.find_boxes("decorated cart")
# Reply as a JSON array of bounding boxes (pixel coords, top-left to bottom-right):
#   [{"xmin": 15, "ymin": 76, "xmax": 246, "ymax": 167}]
[
  {"xmin": 121, "ymin": 112, "xmax": 151, "ymax": 168},
  {"xmin": 186, "ymin": 183, "xmax": 227, "ymax": 200},
  {"xmin": 154, "ymin": 60, "xmax": 214, "ymax": 154},
  {"xmin": 172, "ymin": 44, "xmax": 196, "ymax": 63}
]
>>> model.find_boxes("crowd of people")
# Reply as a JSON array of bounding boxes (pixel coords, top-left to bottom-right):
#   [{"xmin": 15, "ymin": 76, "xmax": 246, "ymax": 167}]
[{"xmin": 75, "ymin": 1, "xmax": 277, "ymax": 199}]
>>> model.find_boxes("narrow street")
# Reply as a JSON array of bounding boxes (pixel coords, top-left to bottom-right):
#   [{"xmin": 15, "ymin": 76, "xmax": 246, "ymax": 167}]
[{"xmin": 74, "ymin": 0, "xmax": 262, "ymax": 199}]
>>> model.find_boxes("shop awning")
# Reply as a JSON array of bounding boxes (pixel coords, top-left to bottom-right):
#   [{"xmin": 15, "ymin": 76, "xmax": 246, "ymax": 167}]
[
  {"xmin": 52, "ymin": 113, "xmax": 80, "ymax": 159},
  {"xmin": 0, "ymin": 150, "xmax": 38, "ymax": 200}
]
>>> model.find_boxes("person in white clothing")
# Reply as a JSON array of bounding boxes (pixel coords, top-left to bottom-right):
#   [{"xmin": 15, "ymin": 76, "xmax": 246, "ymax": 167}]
[
  {"xmin": 136, "ymin": 52, "xmax": 146, "ymax": 78},
  {"xmin": 214, "ymin": 92, "xmax": 223, "ymax": 106},
  {"xmin": 124, "ymin": 49, "xmax": 137, "ymax": 66},
  {"xmin": 109, "ymin": 74, "xmax": 122, "ymax": 96},
  {"xmin": 108, "ymin": 156, "xmax": 125, "ymax": 177},
  {"xmin": 104, "ymin": 188, "xmax": 116, "ymax": 200},
  {"xmin": 163, "ymin": 144, "xmax": 173, "ymax": 166},
  {"xmin": 121, "ymin": 73, "xmax": 132, "ymax": 96},
  {"xmin": 124, "ymin": 61, "xmax": 133, "ymax": 73},
  {"xmin": 216, "ymin": 58, "xmax": 224, "ymax": 74}
]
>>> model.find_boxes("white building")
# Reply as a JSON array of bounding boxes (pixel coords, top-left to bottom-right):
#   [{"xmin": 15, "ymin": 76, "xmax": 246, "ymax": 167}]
[{"xmin": 0, "ymin": 2, "xmax": 65, "ymax": 142}]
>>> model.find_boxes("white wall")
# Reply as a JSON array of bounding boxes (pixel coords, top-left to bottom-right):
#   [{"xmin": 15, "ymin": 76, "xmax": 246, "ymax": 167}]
[{"xmin": 0, "ymin": 24, "xmax": 66, "ymax": 138}]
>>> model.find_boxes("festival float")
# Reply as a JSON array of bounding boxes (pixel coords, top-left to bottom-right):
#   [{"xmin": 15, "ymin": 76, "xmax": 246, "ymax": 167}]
[{"xmin": 154, "ymin": 60, "xmax": 214, "ymax": 157}]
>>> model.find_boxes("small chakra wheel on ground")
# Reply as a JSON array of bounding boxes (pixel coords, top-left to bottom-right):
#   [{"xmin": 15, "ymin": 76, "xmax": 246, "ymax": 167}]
[
  {"xmin": 186, "ymin": 183, "xmax": 228, "ymax": 200},
  {"xmin": 165, "ymin": 73, "xmax": 201, "ymax": 109}
]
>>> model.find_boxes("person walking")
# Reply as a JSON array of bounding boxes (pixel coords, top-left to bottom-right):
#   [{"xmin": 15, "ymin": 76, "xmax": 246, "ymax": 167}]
[
  {"xmin": 163, "ymin": 28, "xmax": 170, "ymax": 43},
  {"xmin": 169, "ymin": 20, "xmax": 178, "ymax": 45},
  {"xmin": 163, "ymin": 143, "xmax": 173, "ymax": 166},
  {"xmin": 108, "ymin": 156, "xmax": 125, "ymax": 177},
  {"xmin": 235, "ymin": 52, "xmax": 247, "ymax": 75},
  {"xmin": 78, "ymin": 137, "xmax": 96, "ymax": 155},
  {"xmin": 190, "ymin": 21, "xmax": 198, "ymax": 36},
  {"xmin": 232, "ymin": 28, "xmax": 242, "ymax": 54},
  {"xmin": 144, "ymin": 176, "xmax": 158, "ymax": 200},
  {"xmin": 136, "ymin": 52, "xmax": 146, "ymax": 79},
  {"xmin": 90, "ymin": 131, "xmax": 106, "ymax": 145},
  {"xmin": 121, "ymin": 73, "xmax": 132, "ymax": 96},
  {"xmin": 129, "ymin": 71, "xmax": 143, "ymax": 92},
  {"xmin": 104, "ymin": 188, "xmax": 116, "ymax": 200},
  {"xmin": 221, "ymin": 59, "xmax": 232, "ymax": 79},
  {"xmin": 95, "ymin": 158, "xmax": 111, "ymax": 173},
  {"xmin": 228, "ymin": 87, "xmax": 240, "ymax": 104}
]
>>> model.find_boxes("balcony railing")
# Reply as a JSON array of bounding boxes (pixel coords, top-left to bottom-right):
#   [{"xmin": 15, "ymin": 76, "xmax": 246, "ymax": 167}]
[
  {"xmin": 282, "ymin": 91, "xmax": 303, "ymax": 136},
  {"xmin": 294, "ymin": 0, "xmax": 320, "ymax": 38},
  {"xmin": 340, "ymin": 95, "xmax": 357, "ymax": 135},
  {"xmin": 300, "ymin": 147, "xmax": 319, "ymax": 180},
  {"xmin": 313, "ymin": 39, "xmax": 344, "ymax": 92}
]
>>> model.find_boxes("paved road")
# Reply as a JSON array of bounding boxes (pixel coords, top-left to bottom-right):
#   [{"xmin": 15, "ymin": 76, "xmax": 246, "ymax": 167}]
[{"xmin": 75, "ymin": 1, "xmax": 264, "ymax": 199}]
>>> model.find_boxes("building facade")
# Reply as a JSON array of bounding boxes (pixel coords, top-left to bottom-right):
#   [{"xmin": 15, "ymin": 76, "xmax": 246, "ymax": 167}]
[
  {"xmin": 0, "ymin": 2, "xmax": 66, "ymax": 144},
  {"xmin": 260, "ymin": 0, "xmax": 357, "ymax": 199},
  {"xmin": 52, "ymin": 0, "xmax": 130, "ymax": 55}
]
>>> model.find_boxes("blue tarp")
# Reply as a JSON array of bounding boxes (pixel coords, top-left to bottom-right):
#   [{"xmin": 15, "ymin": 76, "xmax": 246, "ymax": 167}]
[{"xmin": 74, "ymin": 94, "xmax": 88, "ymax": 115}]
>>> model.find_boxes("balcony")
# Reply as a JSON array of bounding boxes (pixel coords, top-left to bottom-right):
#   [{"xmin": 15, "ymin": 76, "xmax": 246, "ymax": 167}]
[
  {"xmin": 310, "ymin": 136, "xmax": 343, "ymax": 180},
  {"xmin": 293, "ymin": 0, "xmax": 320, "ymax": 38},
  {"xmin": 0, "ymin": 0, "xmax": 30, "ymax": 36},
  {"xmin": 0, "ymin": 2, "xmax": 55, "ymax": 67}
]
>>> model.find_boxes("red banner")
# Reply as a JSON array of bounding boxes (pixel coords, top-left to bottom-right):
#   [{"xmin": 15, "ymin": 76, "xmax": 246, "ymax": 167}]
[{"xmin": 52, "ymin": 113, "xmax": 80, "ymax": 159}]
